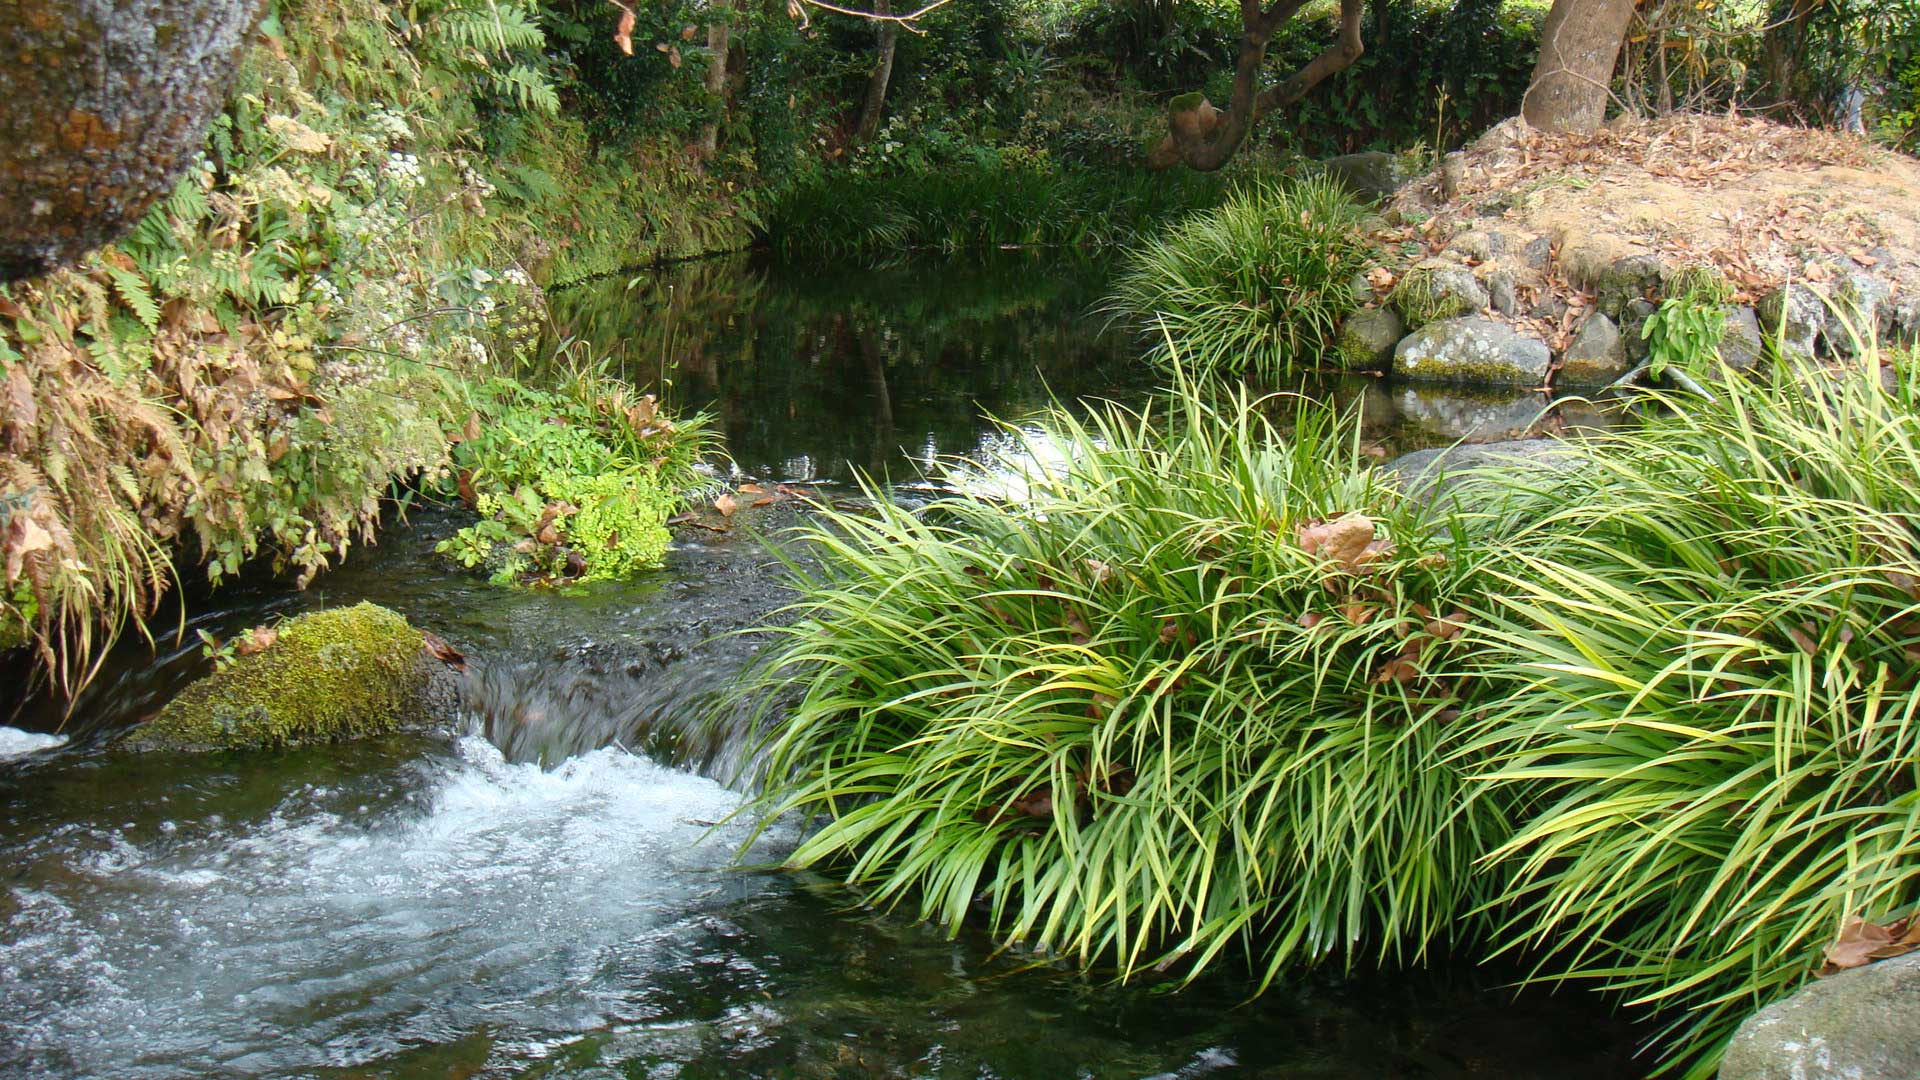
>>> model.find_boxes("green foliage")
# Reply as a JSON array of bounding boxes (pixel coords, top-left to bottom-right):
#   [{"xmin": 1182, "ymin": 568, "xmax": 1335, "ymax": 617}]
[
  {"xmin": 1643, "ymin": 265, "xmax": 1734, "ymax": 379},
  {"xmin": 434, "ymin": 373, "xmax": 708, "ymax": 584},
  {"xmin": 1461, "ymin": 345, "xmax": 1920, "ymax": 1077},
  {"xmin": 767, "ymin": 156, "xmax": 1227, "ymax": 259},
  {"xmin": 1108, "ymin": 176, "xmax": 1376, "ymax": 381},
  {"xmin": 1770, "ymin": 0, "xmax": 1920, "ymax": 151},
  {"xmin": 745, "ymin": 382, "xmax": 1507, "ymax": 988}
]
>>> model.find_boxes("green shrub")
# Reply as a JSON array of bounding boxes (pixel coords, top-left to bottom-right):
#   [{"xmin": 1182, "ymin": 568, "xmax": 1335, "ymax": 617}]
[
  {"xmin": 434, "ymin": 372, "xmax": 711, "ymax": 585},
  {"xmin": 744, "ymin": 381, "xmax": 1508, "ymax": 986},
  {"xmin": 1108, "ymin": 177, "xmax": 1376, "ymax": 381},
  {"xmin": 1460, "ymin": 346, "xmax": 1920, "ymax": 1077}
]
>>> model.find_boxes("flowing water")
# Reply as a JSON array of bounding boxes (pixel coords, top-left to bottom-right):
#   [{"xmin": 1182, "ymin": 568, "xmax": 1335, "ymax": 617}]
[{"xmin": 0, "ymin": 253, "xmax": 1640, "ymax": 1080}]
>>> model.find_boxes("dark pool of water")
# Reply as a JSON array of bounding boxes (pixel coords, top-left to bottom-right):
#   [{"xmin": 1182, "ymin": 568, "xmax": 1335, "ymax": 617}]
[{"xmin": 0, "ymin": 252, "xmax": 1647, "ymax": 1080}]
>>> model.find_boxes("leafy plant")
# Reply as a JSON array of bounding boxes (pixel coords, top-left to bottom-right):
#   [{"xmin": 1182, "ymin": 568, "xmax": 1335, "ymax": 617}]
[
  {"xmin": 1108, "ymin": 176, "xmax": 1376, "ymax": 381},
  {"xmin": 1460, "ymin": 342, "xmax": 1920, "ymax": 1077},
  {"xmin": 743, "ymin": 378, "xmax": 1508, "ymax": 988},
  {"xmin": 1643, "ymin": 265, "xmax": 1733, "ymax": 379}
]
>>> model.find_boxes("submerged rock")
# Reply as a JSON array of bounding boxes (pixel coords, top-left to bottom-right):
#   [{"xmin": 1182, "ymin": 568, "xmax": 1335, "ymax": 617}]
[
  {"xmin": 1393, "ymin": 317, "xmax": 1552, "ymax": 385},
  {"xmin": 131, "ymin": 602, "xmax": 443, "ymax": 752},
  {"xmin": 1720, "ymin": 953, "xmax": 1920, "ymax": 1080},
  {"xmin": 1386, "ymin": 437, "xmax": 1586, "ymax": 504}
]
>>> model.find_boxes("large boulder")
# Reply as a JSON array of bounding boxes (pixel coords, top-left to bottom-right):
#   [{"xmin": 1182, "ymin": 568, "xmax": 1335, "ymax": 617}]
[
  {"xmin": 130, "ymin": 602, "xmax": 446, "ymax": 752},
  {"xmin": 1393, "ymin": 317, "xmax": 1553, "ymax": 385},
  {"xmin": 1386, "ymin": 437, "xmax": 1587, "ymax": 505},
  {"xmin": 1756, "ymin": 284, "xmax": 1827, "ymax": 360},
  {"xmin": 1720, "ymin": 954, "xmax": 1920, "ymax": 1080},
  {"xmin": 1, "ymin": 0, "xmax": 264, "ymax": 280}
]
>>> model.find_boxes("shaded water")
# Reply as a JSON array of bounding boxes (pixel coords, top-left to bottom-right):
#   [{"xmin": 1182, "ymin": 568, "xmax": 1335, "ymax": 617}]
[{"xmin": 0, "ymin": 253, "xmax": 1642, "ymax": 1079}]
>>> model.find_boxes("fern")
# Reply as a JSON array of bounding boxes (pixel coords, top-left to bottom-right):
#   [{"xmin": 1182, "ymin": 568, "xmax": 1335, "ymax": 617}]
[
  {"xmin": 105, "ymin": 266, "xmax": 162, "ymax": 332},
  {"xmin": 494, "ymin": 65, "xmax": 560, "ymax": 114}
]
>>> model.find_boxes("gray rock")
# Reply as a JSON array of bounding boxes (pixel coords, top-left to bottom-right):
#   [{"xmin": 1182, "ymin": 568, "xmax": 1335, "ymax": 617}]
[
  {"xmin": 1531, "ymin": 293, "xmax": 1568, "ymax": 322},
  {"xmin": 1350, "ymin": 272, "xmax": 1377, "ymax": 305},
  {"xmin": 1620, "ymin": 298, "xmax": 1658, "ymax": 363},
  {"xmin": 1721, "ymin": 306, "xmax": 1764, "ymax": 370},
  {"xmin": 1394, "ymin": 317, "xmax": 1553, "ymax": 386},
  {"xmin": 1521, "ymin": 235, "xmax": 1553, "ymax": 272},
  {"xmin": 1757, "ymin": 284, "xmax": 1827, "ymax": 359},
  {"xmin": 1596, "ymin": 254, "xmax": 1668, "ymax": 320},
  {"xmin": 1826, "ymin": 271, "xmax": 1893, "ymax": 354},
  {"xmin": 1392, "ymin": 262, "xmax": 1491, "ymax": 328},
  {"xmin": 1321, "ymin": 151, "xmax": 1413, "ymax": 204},
  {"xmin": 1386, "ymin": 437, "xmax": 1587, "ymax": 504},
  {"xmin": 1448, "ymin": 230, "xmax": 1507, "ymax": 263},
  {"xmin": 1891, "ymin": 293, "xmax": 1920, "ymax": 347},
  {"xmin": 1488, "ymin": 272, "xmax": 1520, "ymax": 317},
  {"xmin": 1334, "ymin": 307, "xmax": 1405, "ymax": 370},
  {"xmin": 1720, "ymin": 953, "xmax": 1920, "ymax": 1080},
  {"xmin": 1561, "ymin": 312, "xmax": 1631, "ymax": 385}
]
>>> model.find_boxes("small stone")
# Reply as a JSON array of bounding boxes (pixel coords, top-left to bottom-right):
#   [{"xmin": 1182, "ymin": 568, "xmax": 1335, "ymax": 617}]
[
  {"xmin": 1321, "ymin": 151, "xmax": 1415, "ymax": 205},
  {"xmin": 1757, "ymin": 283, "xmax": 1827, "ymax": 359},
  {"xmin": 1826, "ymin": 270, "xmax": 1892, "ymax": 353},
  {"xmin": 1561, "ymin": 312, "xmax": 1630, "ymax": 385},
  {"xmin": 1488, "ymin": 272, "xmax": 1519, "ymax": 317},
  {"xmin": 1521, "ymin": 236, "xmax": 1552, "ymax": 271},
  {"xmin": 1349, "ymin": 272, "xmax": 1376, "ymax": 305},
  {"xmin": 1393, "ymin": 317, "xmax": 1552, "ymax": 386},
  {"xmin": 1391, "ymin": 261, "xmax": 1490, "ymax": 329},
  {"xmin": 1449, "ymin": 230, "xmax": 1505, "ymax": 263},
  {"xmin": 1720, "ymin": 306, "xmax": 1764, "ymax": 370},
  {"xmin": 1530, "ymin": 293, "xmax": 1567, "ymax": 322},
  {"xmin": 1595, "ymin": 254, "xmax": 1667, "ymax": 320},
  {"xmin": 1333, "ymin": 307, "xmax": 1405, "ymax": 371}
]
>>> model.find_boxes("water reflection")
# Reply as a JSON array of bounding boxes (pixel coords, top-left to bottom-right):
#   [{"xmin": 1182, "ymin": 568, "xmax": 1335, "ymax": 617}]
[{"xmin": 547, "ymin": 252, "xmax": 1618, "ymax": 487}]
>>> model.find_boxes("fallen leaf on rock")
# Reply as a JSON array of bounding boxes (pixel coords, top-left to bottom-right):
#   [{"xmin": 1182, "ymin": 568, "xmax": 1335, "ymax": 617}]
[
  {"xmin": 234, "ymin": 625, "xmax": 278, "ymax": 655},
  {"xmin": 422, "ymin": 630, "xmax": 468, "ymax": 672},
  {"xmin": 714, "ymin": 493, "xmax": 739, "ymax": 517},
  {"xmin": 1818, "ymin": 915, "xmax": 1920, "ymax": 976}
]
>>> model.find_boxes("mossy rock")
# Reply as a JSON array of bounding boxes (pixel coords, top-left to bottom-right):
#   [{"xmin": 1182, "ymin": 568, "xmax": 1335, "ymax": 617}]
[
  {"xmin": 1389, "ymin": 262, "xmax": 1488, "ymax": 329},
  {"xmin": 133, "ymin": 603, "xmax": 433, "ymax": 752}
]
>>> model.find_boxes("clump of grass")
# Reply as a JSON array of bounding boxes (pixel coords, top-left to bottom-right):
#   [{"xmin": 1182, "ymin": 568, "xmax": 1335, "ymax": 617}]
[
  {"xmin": 744, "ymin": 380, "xmax": 1509, "ymax": 986},
  {"xmin": 1459, "ymin": 343, "xmax": 1920, "ymax": 1077},
  {"xmin": 1107, "ymin": 176, "xmax": 1376, "ymax": 382}
]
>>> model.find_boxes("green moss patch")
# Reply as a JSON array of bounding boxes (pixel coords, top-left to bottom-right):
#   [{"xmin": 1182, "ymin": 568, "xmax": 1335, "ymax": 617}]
[{"xmin": 134, "ymin": 603, "xmax": 429, "ymax": 752}]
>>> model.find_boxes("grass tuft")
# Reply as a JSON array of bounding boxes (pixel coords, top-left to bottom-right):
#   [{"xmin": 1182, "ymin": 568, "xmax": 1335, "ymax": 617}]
[{"xmin": 1107, "ymin": 177, "xmax": 1376, "ymax": 382}]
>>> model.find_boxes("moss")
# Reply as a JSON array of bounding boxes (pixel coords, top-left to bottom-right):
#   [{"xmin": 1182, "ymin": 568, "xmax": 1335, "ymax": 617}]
[
  {"xmin": 134, "ymin": 602, "xmax": 428, "ymax": 752},
  {"xmin": 1167, "ymin": 91, "xmax": 1208, "ymax": 114},
  {"xmin": 1390, "ymin": 265, "xmax": 1477, "ymax": 328}
]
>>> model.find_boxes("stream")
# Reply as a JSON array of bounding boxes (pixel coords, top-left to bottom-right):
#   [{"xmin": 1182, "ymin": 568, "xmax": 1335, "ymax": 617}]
[{"xmin": 0, "ymin": 252, "xmax": 1640, "ymax": 1079}]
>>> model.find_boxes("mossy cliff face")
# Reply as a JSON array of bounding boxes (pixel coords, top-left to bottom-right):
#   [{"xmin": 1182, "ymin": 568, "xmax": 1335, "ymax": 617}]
[
  {"xmin": 0, "ymin": 0, "xmax": 263, "ymax": 280},
  {"xmin": 134, "ymin": 603, "xmax": 430, "ymax": 752}
]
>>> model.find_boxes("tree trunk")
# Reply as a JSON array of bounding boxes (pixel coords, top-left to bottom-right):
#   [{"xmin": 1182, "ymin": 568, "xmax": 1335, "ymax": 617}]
[
  {"xmin": 855, "ymin": 0, "xmax": 899, "ymax": 142},
  {"xmin": 698, "ymin": 8, "xmax": 734, "ymax": 157},
  {"xmin": 1760, "ymin": 0, "xmax": 1821, "ymax": 116},
  {"xmin": 0, "ymin": 0, "xmax": 263, "ymax": 281},
  {"xmin": 1522, "ymin": 0, "xmax": 1635, "ymax": 133}
]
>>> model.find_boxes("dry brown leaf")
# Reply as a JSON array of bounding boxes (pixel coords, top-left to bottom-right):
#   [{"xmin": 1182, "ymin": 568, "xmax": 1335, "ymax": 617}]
[
  {"xmin": 714, "ymin": 493, "xmax": 739, "ymax": 517},
  {"xmin": 614, "ymin": 9, "xmax": 636, "ymax": 54},
  {"xmin": 1818, "ymin": 915, "xmax": 1920, "ymax": 976},
  {"xmin": 234, "ymin": 624, "xmax": 278, "ymax": 656}
]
